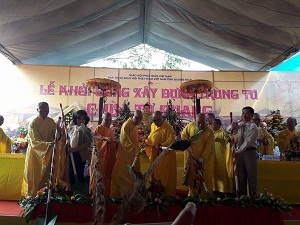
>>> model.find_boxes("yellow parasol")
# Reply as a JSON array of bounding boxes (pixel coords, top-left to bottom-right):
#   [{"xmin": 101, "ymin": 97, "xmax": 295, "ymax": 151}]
[
  {"xmin": 86, "ymin": 78, "xmax": 121, "ymax": 124},
  {"xmin": 180, "ymin": 79, "xmax": 213, "ymax": 120}
]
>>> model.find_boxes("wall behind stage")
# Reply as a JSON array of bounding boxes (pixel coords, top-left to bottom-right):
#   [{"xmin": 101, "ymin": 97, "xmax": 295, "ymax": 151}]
[{"xmin": 1, "ymin": 64, "xmax": 300, "ymax": 129}]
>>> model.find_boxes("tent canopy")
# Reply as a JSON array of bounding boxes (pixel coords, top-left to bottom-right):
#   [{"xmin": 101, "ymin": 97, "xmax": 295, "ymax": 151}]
[{"xmin": 1, "ymin": 0, "xmax": 300, "ymax": 71}]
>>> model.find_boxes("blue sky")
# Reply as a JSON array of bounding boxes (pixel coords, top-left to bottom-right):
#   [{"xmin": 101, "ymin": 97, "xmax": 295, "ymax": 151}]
[{"xmin": 271, "ymin": 52, "xmax": 300, "ymax": 71}]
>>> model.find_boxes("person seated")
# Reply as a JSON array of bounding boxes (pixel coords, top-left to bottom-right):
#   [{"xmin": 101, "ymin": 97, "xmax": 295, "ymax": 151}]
[
  {"xmin": 138, "ymin": 103, "xmax": 153, "ymax": 135},
  {"xmin": 0, "ymin": 115, "xmax": 14, "ymax": 153},
  {"xmin": 253, "ymin": 113, "xmax": 274, "ymax": 155},
  {"xmin": 277, "ymin": 117, "xmax": 300, "ymax": 154}
]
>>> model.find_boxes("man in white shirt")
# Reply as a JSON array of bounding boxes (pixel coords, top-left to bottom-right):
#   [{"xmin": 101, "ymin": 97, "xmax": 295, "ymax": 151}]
[{"xmin": 232, "ymin": 106, "xmax": 258, "ymax": 196}]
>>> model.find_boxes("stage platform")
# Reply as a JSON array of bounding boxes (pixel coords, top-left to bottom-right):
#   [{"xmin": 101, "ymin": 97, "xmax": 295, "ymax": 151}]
[{"xmin": 1, "ymin": 200, "xmax": 300, "ymax": 225}]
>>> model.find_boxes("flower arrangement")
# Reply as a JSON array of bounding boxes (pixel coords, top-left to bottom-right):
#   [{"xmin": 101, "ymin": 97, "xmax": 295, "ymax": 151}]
[
  {"xmin": 282, "ymin": 134, "xmax": 300, "ymax": 160},
  {"xmin": 147, "ymin": 179, "xmax": 166, "ymax": 200},
  {"xmin": 19, "ymin": 184, "xmax": 92, "ymax": 223},
  {"xmin": 263, "ymin": 110, "xmax": 284, "ymax": 140},
  {"xmin": 20, "ymin": 187, "xmax": 291, "ymax": 223},
  {"xmin": 112, "ymin": 100, "xmax": 132, "ymax": 140},
  {"xmin": 145, "ymin": 179, "xmax": 168, "ymax": 216},
  {"xmin": 12, "ymin": 124, "xmax": 29, "ymax": 153},
  {"xmin": 115, "ymin": 100, "xmax": 132, "ymax": 123},
  {"xmin": 164, "ymin": 99, "xmax": 184, "ymax": 139},
  {"xmin": 283, "ymin": 149, "xmax": 300, "ymax": 159}
]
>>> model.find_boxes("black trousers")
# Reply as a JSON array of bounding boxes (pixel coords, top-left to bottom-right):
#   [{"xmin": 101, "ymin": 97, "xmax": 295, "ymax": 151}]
[{"xmin": 68, "ymin": 152, "xmax": 86, "ymax": 184}]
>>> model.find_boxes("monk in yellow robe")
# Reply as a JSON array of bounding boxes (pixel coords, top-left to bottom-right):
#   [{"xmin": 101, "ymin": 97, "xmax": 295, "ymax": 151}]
[
  {"xmin": 277, "ymin": 117, "xmax": 300, "ymax": 154},
  {"xmin": 56, "ymin": 131, "xmax": 70, "ymax": 191},
  {"xmin": 138, "ymin": 103, "xmax": 153, "ymax": 135},
  {"xmin": 90, "ymin": 112, "xmax": 118, "ymax": 196},
  {"xmin": 253, "ymin": 114, "xmax": 274, "ymax": 155},
  {"xmin": 211, "ymin": 119, "xmax": 234, "ymax": 195},
  {"xmin": 206, "ymin": 113, "xmax": 215, "ymax": 129},
  {"xmin": 181, "ymin": 113, "xmax": 215, "ymax": 198},
  {"xmin": 145, "ymin": 111, "xmax": 176, "ymax": 197},
  {"xmin": 24, "ymin": 102, "xmax": 60, "ymax": 196},
  {"xmin": 110, "ymin": 110, "xmax": 143, "ymax": 198},
  {"xmin": 0, "ymin": 115, "xmax": 13, "ymax": 153}
]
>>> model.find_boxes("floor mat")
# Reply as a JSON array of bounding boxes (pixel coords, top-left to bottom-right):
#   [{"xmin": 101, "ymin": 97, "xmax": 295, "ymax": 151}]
[{"xmin": 0, "ymin": 201, "xmax": 22, "ymax": 216}]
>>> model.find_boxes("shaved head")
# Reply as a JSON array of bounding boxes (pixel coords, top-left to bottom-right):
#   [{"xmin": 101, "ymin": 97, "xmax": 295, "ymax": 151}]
[
  {"xmin": 252, "ymin": 113, "xmax": 261, "ymax": 127},
  {"xmin": 196, "ymin": 113, "xmax": 206, "ymax": 130},
  {"xmin": 0, "ymin": 115, "xmax": 3, "ymax": 126},
  {"xmin": 37, "ymin": 102, "xmax": 49, "ymax": 119},
  {"xmin": 132, "ymin": 110, "xmax": 143, "ymax": 125},
  {"xmin": 153, "ymin": 111, "xmax": 164, "ymax": 127},
  {"xmin": 101, "ymin": 112, "xmax": 112, "ymax": 128}
]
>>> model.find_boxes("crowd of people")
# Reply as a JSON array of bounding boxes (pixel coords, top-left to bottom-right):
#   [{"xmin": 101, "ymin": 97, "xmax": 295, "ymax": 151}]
[{"xmin": 2, "ymin": 102, "xmax": 300, "ymax": 200}]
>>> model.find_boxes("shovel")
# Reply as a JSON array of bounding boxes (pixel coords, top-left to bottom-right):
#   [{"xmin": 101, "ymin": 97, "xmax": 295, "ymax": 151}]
[
  {"xmin": 188, "ymin": 150, "xmax": 211, "ymax": 198},
  {"xmin": 127, "ymin": 140, "xmax": 191, "ymax": 180},
  {"xmin": 35, "ymin": 119, "xmax": 61, "ymax": 225}
]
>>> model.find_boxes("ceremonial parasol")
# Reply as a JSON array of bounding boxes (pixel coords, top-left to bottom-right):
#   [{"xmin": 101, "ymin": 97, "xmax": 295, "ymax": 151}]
[
  {"xmin": 86, "ymin": 78, "xmax": 121, "ymax": 124},
  {"xmin": 180, "ymin": 79, "xmax": 213, "ymax": 120}
]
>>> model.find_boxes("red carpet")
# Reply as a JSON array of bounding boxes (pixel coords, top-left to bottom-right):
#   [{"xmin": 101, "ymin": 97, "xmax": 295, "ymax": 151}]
[
  {"xmin": 282, "ymin": 205, "xmax": 300, "ymax": 221},
  {"xmin": 0, "ymin": 201, "xmax": 22, "ymax": 216},
  {"xmin": 0, "ymin": 200, "xmax": 299, "ymax": 222}
]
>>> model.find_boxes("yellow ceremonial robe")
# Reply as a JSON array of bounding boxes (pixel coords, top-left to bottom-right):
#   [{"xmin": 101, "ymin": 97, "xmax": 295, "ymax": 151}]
[
  {"xmin": 90, "ymin": 124, "xmax": 117, "ymax": 196},
  {"xmin": 0, "ymin": 127, "xmax": 13, "ymax": 153},
  {"xmin": 258, "ymin": 127, "xmax": 274, "ymax": 155},
  {"xmin": 213, "ymin": 129, "xmax": 234, "ymax": 193},
  {"xmin": 145, "ymin": 121, "xmax": 176, "ymax": 197},
  {"xmin": 181, "ymin": 122, "xmax": 215, "ymax": 198},
  {"xmin": 24, "ymin": 116, "xmax": 57, "ymax": 195},
  {"xmin": 110, "ymin": 118, "xmax": 140, "ymax": 198},
  {"xmin": 56, "ymin": 134, "xmax": 70, "ymax": 191},
  {"xmin": 277, "ymin": 129, "xmax": 300, "ymax": 153}
]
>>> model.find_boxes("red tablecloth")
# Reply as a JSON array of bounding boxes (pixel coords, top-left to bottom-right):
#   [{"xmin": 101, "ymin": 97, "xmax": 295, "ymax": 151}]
[{"xmin": 31, "ymin": 203, "xmax": 284, "ymax": 225}]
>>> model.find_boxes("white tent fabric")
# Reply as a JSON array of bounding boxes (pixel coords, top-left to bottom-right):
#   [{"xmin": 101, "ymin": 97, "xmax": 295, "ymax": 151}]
[{"xmin": 0, "ymin": 0, "xmax": 300, "ymax": 71}]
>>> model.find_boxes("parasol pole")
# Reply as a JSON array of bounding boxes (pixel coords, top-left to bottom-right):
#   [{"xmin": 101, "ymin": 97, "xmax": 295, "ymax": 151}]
[
  {"xmin": 98, "ymin": 96, "xmax": 104, "ymax": 125},
  {"xmin": 196, "ymin": 93, "xmax": 201, "ymax": 114},
  {"xmin": 193, "ymin": 92, "xmax": 198, "ymax": 121}
]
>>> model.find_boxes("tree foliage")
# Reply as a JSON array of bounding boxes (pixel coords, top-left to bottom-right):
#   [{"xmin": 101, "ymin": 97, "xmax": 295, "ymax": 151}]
[{"xmin": 104, "ymin": 44, "xmax": 190, "ymax": 70}]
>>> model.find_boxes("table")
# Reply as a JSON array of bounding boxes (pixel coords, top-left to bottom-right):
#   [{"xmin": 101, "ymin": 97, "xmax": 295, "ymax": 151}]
[
  {"xmin": 0, "ymin": 153, "xmax": 25, "ymax": 200},
  {"xmin": 1, "ymin": 153, "xmax": 300, "ymax": 204},
  {"xmin": 258, "ymin": 160, "xmax": 300, "ymax": 204}
]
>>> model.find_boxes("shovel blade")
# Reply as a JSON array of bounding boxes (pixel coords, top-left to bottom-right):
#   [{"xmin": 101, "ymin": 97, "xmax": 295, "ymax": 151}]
[
  {"xmin": 169, "ymin": 140, "xmax": 191, "ymax": 151},
  {"xmin": 35, "ymin": 213, "xmax": 57, "ymax": 225},
  {"xmin": 127, "ymin": 164, "xmax": 137, "ymax": 180}
]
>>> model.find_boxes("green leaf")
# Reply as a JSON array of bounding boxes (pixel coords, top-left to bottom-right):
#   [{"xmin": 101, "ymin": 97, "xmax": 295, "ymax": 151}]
[{"xmin": 156, "ymin": 204, "xmax": 161, "ymax": 218}]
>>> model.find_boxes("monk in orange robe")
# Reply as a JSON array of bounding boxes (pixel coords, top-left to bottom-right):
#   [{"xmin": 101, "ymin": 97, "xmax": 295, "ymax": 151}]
[{"xmin": 90, "ymin": 112, "xmax": 118, "ymax": 196}]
